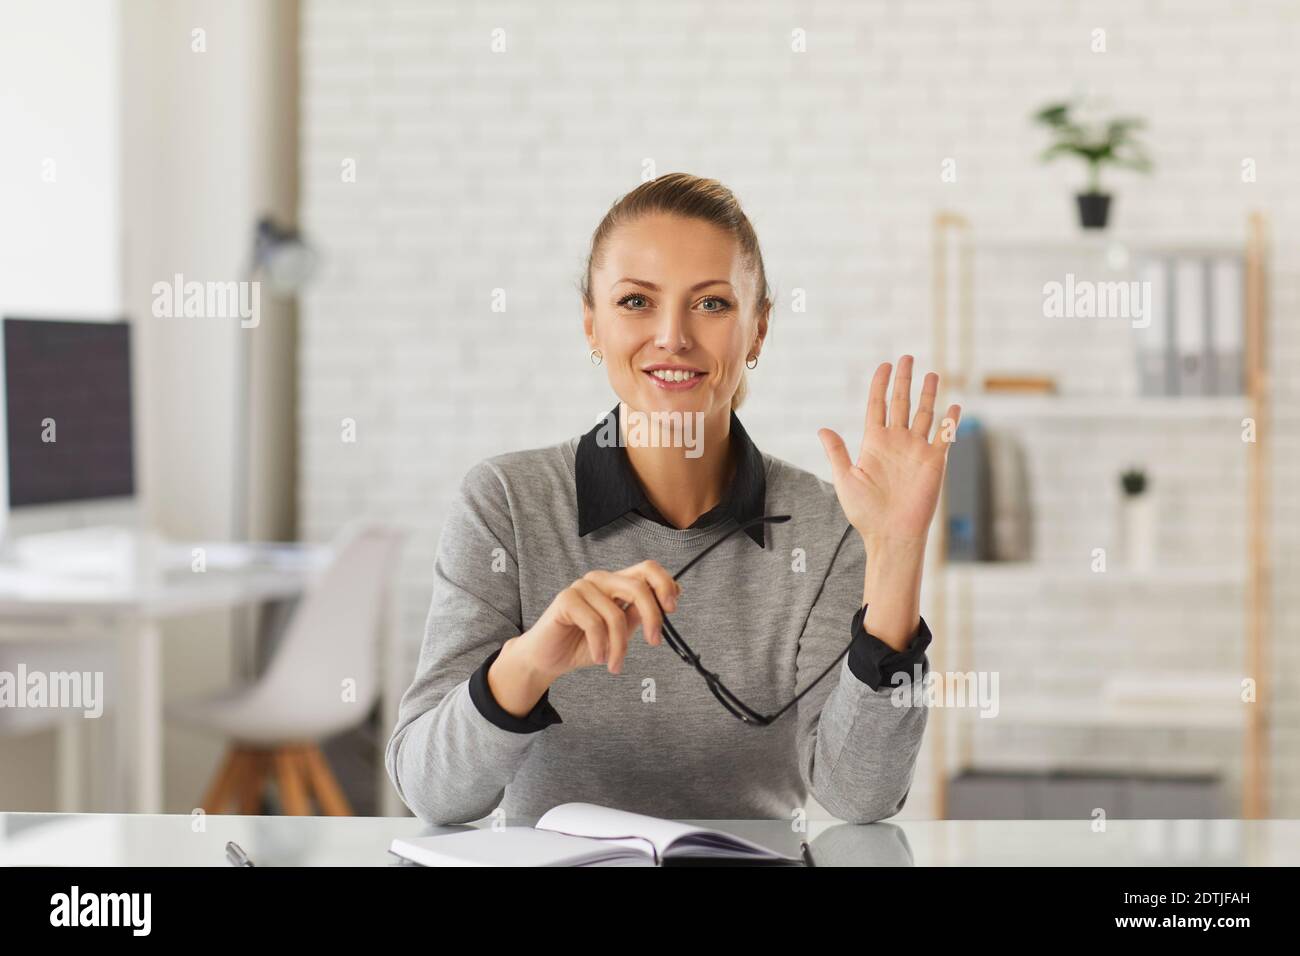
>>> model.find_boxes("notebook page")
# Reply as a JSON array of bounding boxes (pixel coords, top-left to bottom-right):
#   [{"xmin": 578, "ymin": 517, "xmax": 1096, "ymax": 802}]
[
  {"xmin": 390, "ymin": 827, "xmax": 649, "ymax": 867},
  {"xmin": 535, "ymin": 803, "xmax": 784, "ymax": 860}
]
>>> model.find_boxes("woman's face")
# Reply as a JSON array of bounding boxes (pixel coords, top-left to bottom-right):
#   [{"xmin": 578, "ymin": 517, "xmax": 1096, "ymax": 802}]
[{"xmin": 584, "ymin": 212, "xmax": 768, "ymax": 423}]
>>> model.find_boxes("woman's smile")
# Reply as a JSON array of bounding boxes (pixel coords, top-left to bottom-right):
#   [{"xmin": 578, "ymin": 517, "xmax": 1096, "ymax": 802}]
[{"xmin": 642, "ymin": 363, "xmax": 705, "ymax": 391}]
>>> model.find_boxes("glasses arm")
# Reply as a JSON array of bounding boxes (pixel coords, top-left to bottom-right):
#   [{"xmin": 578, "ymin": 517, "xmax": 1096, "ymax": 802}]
[
  {"xmin": 668, "ymin": 513, "xmax": 791, "ymax": 582},
  {"xmin": 652, "ymin": 514, "xmax": 860, "ymax": 729},
  {"xmin": 647, "ymin": 514, "xmax": 791, "ymax": 663},
  {"xmin": 761, "ymin": 522, "xmax": 858, "ymax": 723},
  {"xmin": 762, "ymin": 641, "xmax": 853, "ymax": 724}
]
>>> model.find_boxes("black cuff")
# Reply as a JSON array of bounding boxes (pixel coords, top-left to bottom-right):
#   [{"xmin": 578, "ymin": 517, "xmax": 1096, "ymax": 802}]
[
  {"xmin": 468, "ymin": 647, "xmax": 564, "ymax": 734},
  {"xmin": 846, "ymin": 605, "xmax": 932, "ymax": 692}
]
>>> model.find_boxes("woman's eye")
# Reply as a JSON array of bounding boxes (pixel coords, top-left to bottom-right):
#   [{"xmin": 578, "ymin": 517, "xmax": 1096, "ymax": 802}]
[
  {"xmin": 699, "ymin": 297, "xmax": 731, "ymax": 312},
  {"xmin": 617, "ymin": 294, "xmax": 648, "ymax": 309}
]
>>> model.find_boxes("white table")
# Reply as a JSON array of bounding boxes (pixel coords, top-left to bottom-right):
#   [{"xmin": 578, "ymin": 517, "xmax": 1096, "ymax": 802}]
[
  {"xmin": 0, "ymin": 812, "xmax": 1296, "ymax": 866},
  {"xmin": 0, "ymin": 537, "xmax": 335, "ymax": 813}
]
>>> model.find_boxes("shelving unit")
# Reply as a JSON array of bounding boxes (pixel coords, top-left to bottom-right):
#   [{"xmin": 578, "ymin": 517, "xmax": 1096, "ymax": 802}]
[
  {"xmin": 948, "ymin": 392, "xmax": 1249, "ymax": 421},
  {"xmin": 928, "ymin": 211, "xmax": 1272, "ymax": 819},
  {"xmin": 993, "ymin": 695, "xmax": 1245, "ymax": 732},
  {"xmin": 943, "ymin": 562, "xmax": 1247, "ymax": 587}
]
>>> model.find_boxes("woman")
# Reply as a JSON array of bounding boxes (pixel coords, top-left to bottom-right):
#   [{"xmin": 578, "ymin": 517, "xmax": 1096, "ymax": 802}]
[{"xmin": 386, "ymin": 173, "xmax": 960, "ymax": 826}]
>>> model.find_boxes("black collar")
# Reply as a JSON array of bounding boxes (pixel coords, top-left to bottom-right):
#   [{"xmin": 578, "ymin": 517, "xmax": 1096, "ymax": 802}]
[{"xmin": 575, "ymin": 404, "xmax": 768, "ymax": 548}]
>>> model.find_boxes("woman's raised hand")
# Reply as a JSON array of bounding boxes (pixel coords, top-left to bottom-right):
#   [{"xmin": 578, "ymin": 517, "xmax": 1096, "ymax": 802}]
[{"xmin": 817, "ymin": 355, "xmax": 961, "ymax": 548}]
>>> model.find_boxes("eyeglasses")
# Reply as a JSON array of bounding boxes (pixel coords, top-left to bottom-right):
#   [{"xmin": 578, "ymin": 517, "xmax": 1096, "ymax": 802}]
[{"xmin": 650, "ymin": 514, "xmax": 855, "ymax": 727}]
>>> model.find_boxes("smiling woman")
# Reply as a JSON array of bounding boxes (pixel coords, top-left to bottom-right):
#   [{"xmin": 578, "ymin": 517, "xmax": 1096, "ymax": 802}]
[
  {"xmin": 579, "ymin": 173, "xmax": 771, "ymax": 416},
  {"xmin": 385, "ymin": 173, "xmax": 961, "ymax": 826}
]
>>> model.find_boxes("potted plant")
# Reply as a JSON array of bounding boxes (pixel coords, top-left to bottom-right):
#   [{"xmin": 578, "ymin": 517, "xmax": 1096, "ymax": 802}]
[
  {"xmin": 1033, "ymin": 101, "xmax": 1152, "ymax": 229},
  {"xmin": 1118, "ymin": 467, "xmax": 1155, "ymax": 569}
]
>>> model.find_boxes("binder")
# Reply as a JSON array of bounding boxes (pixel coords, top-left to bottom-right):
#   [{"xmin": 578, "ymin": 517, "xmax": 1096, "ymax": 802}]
[
  {"xmin": 1172, "ymin": 257, "xmax": 1209, "ymax": 395},
  {"xmin": 1208, "ymin": 257, "xmax": 1244, "ymax": 395},
  {"xmin": 1136, "ymin": 256, "xmax": 1172, "ymax": 396},
  {"xmin": 945, "ymin": 419, "xmax": 990, "ymax": 561}
]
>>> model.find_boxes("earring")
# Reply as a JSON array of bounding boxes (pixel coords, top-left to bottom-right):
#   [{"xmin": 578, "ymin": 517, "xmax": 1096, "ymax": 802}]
[
  {"xmin": 746, "ymin": 355, "xmax": 758, "ymax": 369},
  {"xmin": 589, "ymin": 348, "xmax": 603, "ymax": 366}
]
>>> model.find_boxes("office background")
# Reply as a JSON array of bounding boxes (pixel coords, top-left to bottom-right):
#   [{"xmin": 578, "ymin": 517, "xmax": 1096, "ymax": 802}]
[{"xmin": 0, "ymin": 0, "xmax": 1295, "ymax": 820}]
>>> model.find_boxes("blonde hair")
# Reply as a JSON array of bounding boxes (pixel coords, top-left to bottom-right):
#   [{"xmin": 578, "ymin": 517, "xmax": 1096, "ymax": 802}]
[{"xmin": 579, "ymin": 173, "xmax": 771, "ymax": 410}]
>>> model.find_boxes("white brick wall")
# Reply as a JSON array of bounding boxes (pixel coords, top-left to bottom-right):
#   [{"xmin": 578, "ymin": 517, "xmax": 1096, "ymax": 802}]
[{"xmin": 299, "ymin": 0, "xmax": 1299, "ymax": 817}]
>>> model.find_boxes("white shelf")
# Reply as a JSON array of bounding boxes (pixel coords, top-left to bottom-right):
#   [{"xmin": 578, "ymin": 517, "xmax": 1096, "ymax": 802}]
[
  {"xmin": 969, "ymin": 674, "xmax": 1246, "ymax": 731},
  {"xmin": 963, "ymin": 235, "xmax": 1244, "ymax": 258},
  {"xmin": 949, "ymin": 392, "xmax": 1249, "ymax": 421},
  {"xmin": 941, "ymin": 562, "xmax": 1247, "ymax": 587},
  {"xmin": 988, "ymin": 699, "xmax": 1245, "ymax": 732}
]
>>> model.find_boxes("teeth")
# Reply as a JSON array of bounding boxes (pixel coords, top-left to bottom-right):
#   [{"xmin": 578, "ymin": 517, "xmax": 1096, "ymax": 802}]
[{"xmin": 649, "ymin": 369, "xmax": 699, "ymax": 382}]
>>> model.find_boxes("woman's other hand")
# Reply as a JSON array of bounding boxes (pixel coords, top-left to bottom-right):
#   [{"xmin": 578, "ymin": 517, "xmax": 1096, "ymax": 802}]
[{"xmin": 489, "ymin": 560, "xmax": 680, "ymax": 717}]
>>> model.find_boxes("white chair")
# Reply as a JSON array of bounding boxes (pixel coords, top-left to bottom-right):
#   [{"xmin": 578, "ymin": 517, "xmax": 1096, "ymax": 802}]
[
  {"xmin": 168, "ymin": 522, "xmax": 405, "ymax": 815},
  {"xmin": 0, "ymin": 634, "xmax": 117, "ymax": 811}
]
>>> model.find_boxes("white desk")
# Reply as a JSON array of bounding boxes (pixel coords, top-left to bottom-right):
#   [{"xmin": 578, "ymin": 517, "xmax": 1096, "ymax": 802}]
[
  {"xmin": 1, "ymin": 812, "xmax": 1296, "ymax": 866},
  {"xmin": 0, "ymin": 537, "xmax": 334, "ymax": 813}
]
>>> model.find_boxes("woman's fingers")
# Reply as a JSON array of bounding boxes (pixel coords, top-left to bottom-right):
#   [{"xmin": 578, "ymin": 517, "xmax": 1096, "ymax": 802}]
[
  {"xmin": 865, "ymin": 361, "xmax": 891, "ymax": 431},
  {"xmin": 817, "ymin": 427, "xmax": 853, "ymax": 483},
  {"xmin": 932, "ymin": 403, "xmax": 963, "ymax": 452},
  {"xmin": 910, "ymin": 371, "xmax": 940, "ymax": 439},
  {"xmin": 585, "ymin": 569, "xmax": 663, "ymax": 647},
  {"xmin": 561, "ymin": 560, "xmax": 683, "ymax": 675},
  {"xmin": 622, "ymin": 602, "xmax": 644, "ymax": 638},
  {"xmin": 629, "ymin": 559, "xmax": 679, "ymax": 613},
  {"xmin": 573, "ymin": 580, "xmax": 629, "ymax": 674},
  {"xmin": 559, "ymin": 585, "xmax": 608, "ymax": 667},
  {"xmin": 888, "ymin": 354, "xmax": 914, "ymax": 428}
]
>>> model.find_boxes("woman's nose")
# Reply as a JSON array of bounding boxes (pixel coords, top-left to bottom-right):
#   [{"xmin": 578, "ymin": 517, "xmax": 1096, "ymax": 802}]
[{"xmin": 653, "ymin": 307, "xmax": 691, "ymax": 352}]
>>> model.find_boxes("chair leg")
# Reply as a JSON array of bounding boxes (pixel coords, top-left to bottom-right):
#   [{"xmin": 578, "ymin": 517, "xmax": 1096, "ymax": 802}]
[
  {"xmin": 200, "ymin": 748, "xmax": 244, "ymax": 814},
  {"xmin": 200, "ymin": 744, "xmax": 353, "ymax": 816},
  {"xmin": 55, "ymin": 719, "xmax": 84, "ymax": 813},
  {"xmin": 237, "ymin": 748, "xmax": 268, "ymax": 814},
  {"xmin": 274, "ymin": 747, "xmax": 313, "ymax": 815},
  {"xmin": 302, "ymin": 745, "xmax": 353, "ymax": 816}
]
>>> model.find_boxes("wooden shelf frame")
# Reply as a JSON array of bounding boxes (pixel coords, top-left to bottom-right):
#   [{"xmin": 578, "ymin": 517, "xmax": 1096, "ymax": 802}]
[{"xmin": 928, "ymin": 211, "xmax": 1272, "ymax": 819}]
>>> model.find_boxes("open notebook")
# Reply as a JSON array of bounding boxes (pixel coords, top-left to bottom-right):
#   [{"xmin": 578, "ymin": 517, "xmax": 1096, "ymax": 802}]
[{"xmin": 389, "ymin": 802, "xmax": 802, "ymax": 867}]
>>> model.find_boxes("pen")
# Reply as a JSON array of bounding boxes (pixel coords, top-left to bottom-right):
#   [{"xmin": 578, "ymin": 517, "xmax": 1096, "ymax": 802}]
[
  {"xmin": 226, "ymin": 841, "xmax": 255, "ymax": 867},
  {"xmin": 800, "ymin": 841, "xmax": 815, "ymax": 868}
]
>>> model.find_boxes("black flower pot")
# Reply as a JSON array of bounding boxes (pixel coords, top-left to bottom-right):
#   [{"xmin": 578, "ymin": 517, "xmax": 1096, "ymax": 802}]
[{"xmin": 1076, "ymin": 192, "xmax": 1112, "ymax": 229}]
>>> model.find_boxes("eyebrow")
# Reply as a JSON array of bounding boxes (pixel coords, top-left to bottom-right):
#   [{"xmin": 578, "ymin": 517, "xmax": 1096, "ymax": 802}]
[{"xmin": 612, "ymin": 277, "xmax": 733, "ymax": 293}]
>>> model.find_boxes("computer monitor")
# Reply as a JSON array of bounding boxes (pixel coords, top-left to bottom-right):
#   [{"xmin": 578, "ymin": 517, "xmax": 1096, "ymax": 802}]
[{"xmin": 0, "ymin": 317, "xmax": 135, "ymax": 515}]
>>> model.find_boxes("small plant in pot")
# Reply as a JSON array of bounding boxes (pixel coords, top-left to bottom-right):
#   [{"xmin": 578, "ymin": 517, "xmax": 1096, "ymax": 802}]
[
  {"xmin": 1120, "ymin": 468, "xmax": 1147, "ymax": 497},
  {"xmin": 1118, "ymin": 467, "xmax": 1156, "ymax": 570},
  {"xmin": 1033, "ymin": 101, "xmax": 1152, "ymax": 229}
]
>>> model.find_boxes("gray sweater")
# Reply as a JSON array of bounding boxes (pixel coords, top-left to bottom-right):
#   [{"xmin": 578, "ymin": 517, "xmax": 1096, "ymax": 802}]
[{"xmin": 385, "ymin": 436, "xmax": 928, "ymax": 825}]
